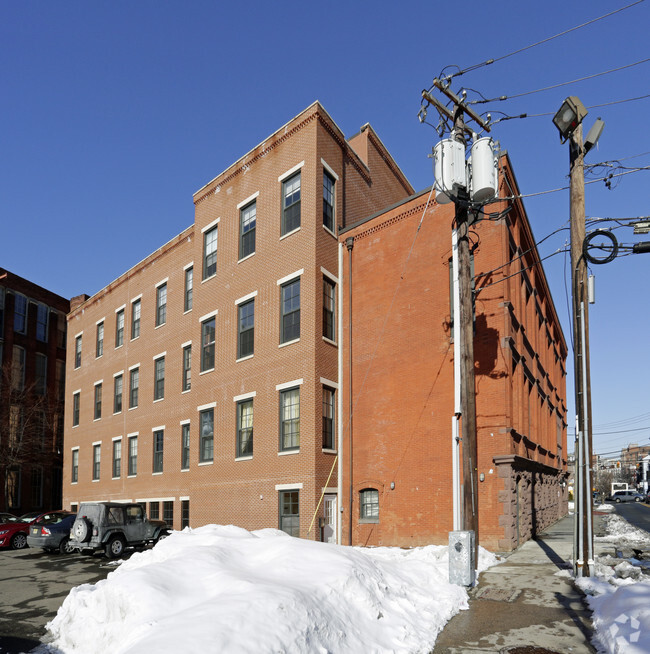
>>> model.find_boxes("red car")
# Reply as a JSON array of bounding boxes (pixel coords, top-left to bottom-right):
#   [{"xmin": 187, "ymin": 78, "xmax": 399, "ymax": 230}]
[{"xmin": 0, "ymin": 511, "xmax": 69, "ymax": 550}]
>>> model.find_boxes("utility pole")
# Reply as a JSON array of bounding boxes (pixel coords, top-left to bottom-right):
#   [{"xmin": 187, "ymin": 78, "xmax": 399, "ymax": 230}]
[
  {"xmin": 569, "ymin": 123, "xmax": 594, "ymax": 577},
  {"xmin": 422, "ymin": 82, "xmax": 491, "ymax": 563}
]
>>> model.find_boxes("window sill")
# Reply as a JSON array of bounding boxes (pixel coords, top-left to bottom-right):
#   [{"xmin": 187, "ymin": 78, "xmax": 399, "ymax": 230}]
[
  {"xmin": 152, "ymin": 472, "xmax": 163, "ymax": 476},
  {"xmin": 92, "ymin": 479, "xmax": 100, "ymax": 483},
  {"xmin": 93, "ymin": 418, "xmax": 101, "ymax": 423},
  {"xmin": 235, "ymin": 455, "xmax": 253, "ymax": 462},
  {"xmin": 323, "ymin": 224, "xmax": 337, "ymax": 238},
  {"xmin": 128, "ymin": 406, "xmax": 138, "ymax": 411},
  {"xmin": 359, "ymin": 518, "xmax": 379, "ymax": 525},
  {"xmin": 200, "ymin": 368, "xmax": 215, "ymax": 376},
  {"xmin": 280, "ymin": 227, "xmax": 301, "ymax": 241},
  {"xmin": 181, "ymin": 467, "xmax": 190, "ymax": 472},
  {"xmin": 183, "ymin": 309, "xmax": 193, "ymax": 315},
  {"xmin": 238, "ymin": 252, "xmax": 255, "ymax": 264},
  {"xmin": 153, "ymin": 398, "xmax": 164, "ymax": 403},
  {"xmin": 72, "ymin": 424, "xmax": 79, "ymax": 429},
  {"xmin": 115, "ymin": 344, "xmax": 124, "ymax": 351},
  {"xmin": 322, "ymin": 449, "xmax": 337, "ymax": 455},
  {"xmin": 279, "ymin": 338, "xmax": 300, "ymax": 349},
  {"xmin": 112, "ymin": 476, "xmax": 121, "ymax": 481},
  {"xmin": 155, "ymin": 323, "xmax": 166, "ymax": 330},
  {"xmin": 128, "ymin": 474, "xmax": 137, "ymax": 479},
  {"xmin": 113, "ymin": 411, "xmax": 122, "ymax": 416},
  {"xmin": 236, "ymin": 354, "xmax": 254, "ymax": 363},
  {"xmin": 322, "ymin": 336, "xmax": 337, "ymax": 347},
  {"xmin": 278, "ymin": 449, "xmax": 299, "ymax": 456},
  {"xmin": 71, "ymin": 481, "xmax": 78, "ymax": 485},
  {"xmin": 131, "ymin": 336, "xmax": 140, "ymax": 342},
  {"xmin": 201, "ymin": 274, "xmax": 217, "ymax": 284},
  {"xmin": 182, "ymin": 388, "xmax": 191, "ymax": 394},
  {"xmin": 198, "ymin": 460, "xmax": 213, "ymax": 466}
]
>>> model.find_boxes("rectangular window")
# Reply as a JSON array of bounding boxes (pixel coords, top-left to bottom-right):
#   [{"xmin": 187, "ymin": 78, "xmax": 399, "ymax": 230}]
[
  {"xmin": 203, "ymin": 225, "xmax": 218, "ymax": 279},
  {"xmin": 36, "ymin": 304, "xmax": 49, "ymax": 342},
  {"xmin": 181, "ymin": 499, "xmax": 190, "ymax": 529},
  {"xmin": 201, "ymin": 318, "xmax": 215, "ymax": 371},
  {"xmin": 181, "ymin": 423, "xmax": 190, "ymax": 470},
  {"xmin": 237, "ymin": 399, "xmax": 253, "ymax": 458},
  {"xmin": 163, "ymin": 501, "xmax": 174, "ymax": 526},
  {"xmin": 128, "ymin": 436, "xmax": 138, "ymax": 476},
  {"xmin": 281, "ymin": 279, "xmax": 300, "ymax": 343},
  {"xmin": 282, "ymin": 172, "xmax": 301, "ymax": 235},
  {"xmin": 14, "ymin": 294, "xmax": 27, "ymax": 334},
  {"xmin": 129, "ymin": 367, "xmax": 139, "ymax": 409},
  {"xmin": 199, "ymin": 408, "xmax": 214, "ymax": 463},
  {"xmin": 131, "ymin": 299, "xmax": 141, "ymax": 339},
  {"xmin": 279, "ymin": 490, "xmax": 299, "ymax": 537},
  {"xmin": 35, "ymin": 353, "xmax": 47, "ymax": 396},
  {"xmin": 92, "ymin": 444, "xmax": 101, "ymax": 481},
  {"xmin": 149, "ymin": 501, "xmax": 160, "ymax": 520},
  {"xmin": 323, "ymin": 170, "xmax": 335, "ymax": 231},
  {"xmin": 75, "ymin": 334, "xmax": 82, "ymax": 368},
  {"xmin": 280, "ymin": 388, "xmax": 300, "ymax": 451},
  {"xmin": 156, "ymin": 283, "xmax": 167, "ymax": 327},
  {"xmin": 322, "ymin": 386, "xmax": 335, "ymax": 450},
  {"xmin": 154, "ymin": 357, "xmax": 165, "ymax": 401},
  {"xmin": 114, "ymin": 374, "xmax": 123, "ymax": 413},
  {"xmin": 56, "ymin": 360, "xmax": 65, "ymax": 401},
  {"xmin": 153, "ymin": 429, "xmax": 164, "ymax": 473},
  {"xmin": 113, "ymin": 440, "xmax": 122, "ymax": 478},
  {"xmin": 115, "ymin": 309, "xmax": 125, "ymax": 347},
  {"xmin": 182, "ymin": 345, "xmax": 192, "ymax": 392},
  {"xmin": 238, "ymin": 300, "xmax": 254, "ymax": 359},
  {"xmin": 71, "ymin": 449, "xmax": 79, "ymax": 483},
  {"xmin": 239, "ymin": 201, "xmax": 256, "ymax": 259},
  {"xmin": 94, "ymin": 383, "xmax": 102, "ymax": 420},
  {"xmin": 96, "ymin": 321, "xmax": 104, "ymax": 358},
  {"xmin": 11, "ymin": 346, "xmax": 25, "ymax": 391},
  {"xmin": 72, "ymin": 392, "xmax": 80, "ymax": 427},
  {"xmin": 323, "ymin": 277, "xmax": 335, "ymax": 341},
  {"xmin": 360, "ymin": 489, "xmax": 379, "ymax": 521},
  {"xmin": 184, "ymin": 267, "xmax": 193, "ymax": 312}
]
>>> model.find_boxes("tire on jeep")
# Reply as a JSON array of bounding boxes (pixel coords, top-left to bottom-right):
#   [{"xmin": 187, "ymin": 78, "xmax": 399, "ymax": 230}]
[
  {"xmin": 73, "ymin": 518, "xmax": 93, "ymax": 542},
  {"xmin": 105, "ymin": 535, "xmax": 126, "ymax": 559}
]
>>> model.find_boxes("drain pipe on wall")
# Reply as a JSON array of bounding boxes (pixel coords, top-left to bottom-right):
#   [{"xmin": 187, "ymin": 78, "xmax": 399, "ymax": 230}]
[
  {"xmin": 337, "ymin": 241, "xmax": 344, "ymax": 545},
  {"xmin": 346, "ymin": 236, "xmax": 354, "ymax": 546}
]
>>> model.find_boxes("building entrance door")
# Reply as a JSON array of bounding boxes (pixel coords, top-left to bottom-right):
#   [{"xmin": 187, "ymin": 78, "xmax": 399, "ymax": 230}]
[{"xmin": 323, "ymin": 494, "xmax": 337, "ymax": 543}]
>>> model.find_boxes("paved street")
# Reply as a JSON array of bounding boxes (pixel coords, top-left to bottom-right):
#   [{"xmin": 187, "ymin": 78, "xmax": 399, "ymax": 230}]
[
  {"xmin": 0, "ymin": 548, "xmax": 113, "ymax": 653},
  {"xmin": 613, "ymin": 500, "xmax": 650, "ymax": 535}
]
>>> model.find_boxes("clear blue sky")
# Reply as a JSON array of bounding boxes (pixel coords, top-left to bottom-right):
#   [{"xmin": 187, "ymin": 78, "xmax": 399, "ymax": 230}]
[{"xmin": 2, "ymin": 0, "xmax": 648, "ymax": 458}]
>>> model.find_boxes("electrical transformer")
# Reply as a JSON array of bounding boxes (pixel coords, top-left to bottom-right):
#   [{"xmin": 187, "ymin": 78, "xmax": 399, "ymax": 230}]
[
  {"xmin": 433, "ymin": 138, "xmax": 466, "ymax": 204},
  {"xmin": 469, "ymin": 137, "xmax": 498, "ymax": 203},
  {"xmin": 448, "ymin": 530, "xmax": 476, "ymax": 586}
]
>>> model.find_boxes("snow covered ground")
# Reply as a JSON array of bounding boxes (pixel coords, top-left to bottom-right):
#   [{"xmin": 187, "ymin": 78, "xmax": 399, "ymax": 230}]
[
  {"xmin": 577, "ymin": 508, "xmax": 650, "ymax": 654},
  {"xmin": 37, "ymin": 525, "xmax": 499, "ymax": 654}
]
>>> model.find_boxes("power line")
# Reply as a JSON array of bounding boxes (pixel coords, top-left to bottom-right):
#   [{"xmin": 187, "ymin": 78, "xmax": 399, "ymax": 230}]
[
  {"xmin": 441, "ymin": 1, "xmax": 646, "ymax": 81},
  {"xmin": 470, "ymin": 57, "xmax": 650, "ymax": 105}
]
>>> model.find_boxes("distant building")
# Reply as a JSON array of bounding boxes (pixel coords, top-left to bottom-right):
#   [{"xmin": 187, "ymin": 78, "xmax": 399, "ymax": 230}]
[
  {"xmin": 0, "ymin": 269, "xmax": 70, "ymax": 514},
  {"xmin": 62, "ymin": 102, "xmax": 567, "ymax": 551}
]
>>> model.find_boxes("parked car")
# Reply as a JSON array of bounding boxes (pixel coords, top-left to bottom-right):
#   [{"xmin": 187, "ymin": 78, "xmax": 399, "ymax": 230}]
[
  {"xmin": 0, "ymin": 512, "xmax": 17, "ymax": 524},
  {"xmin": 0, "ymin": 511, "xmax": 65, "ymax": 550},
  {"xmin": 26, "ymin": 512, "xmax": 77, "ymax": 554},
  {"xmin": 70, "ymin": 502, "xmax": 171, "ymax": 558},
  {"xmin": 605, "ymin": 490, "xmax": 644, "ymax": 503}
]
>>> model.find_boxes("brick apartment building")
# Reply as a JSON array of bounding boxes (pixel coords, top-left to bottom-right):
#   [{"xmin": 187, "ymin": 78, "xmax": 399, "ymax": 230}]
[
  {"xmin": 63, "ymin": 102, "xmax": 413, "ymax": 537},
  {"xmin": 1, "ymin": 269, "xmax": 70, "ymax": 514},
  {"xmin": 340, "ymin": 155, "xmax": 568, "ymax": 551},
  {"xmin": 63, "ymin": 102, "xmax": 568, "ymax": 550}
]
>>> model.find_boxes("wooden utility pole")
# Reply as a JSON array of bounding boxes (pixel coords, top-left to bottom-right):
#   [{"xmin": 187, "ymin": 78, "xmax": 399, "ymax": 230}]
[{"xmin": 570, "ymin": 123, "xmax": 594, "ymax": 576}]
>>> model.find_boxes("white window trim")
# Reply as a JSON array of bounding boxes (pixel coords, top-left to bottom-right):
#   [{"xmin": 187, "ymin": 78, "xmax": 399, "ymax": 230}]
[
  {"xmin": 236, "ymin": 354, "xmax": 254, "ymax": 363},
  {"xmin": 276, "ymin": 378, "xmax": 303, "ymax": 391},
  {"xmin": 179, "ymin": 496, "xmax": 190, "ymax": 502},
  {"xmin": 198, "ymin": 461, "xmax": 214, "ymax": 467},
  {"xmin": 279, "ymin": 227, "xmax": 300, "ymax": 241},
  {"xmin": 279, "ymin": 338, "xmax": 299, "ymax": 349},
  {"xmin": 201, "ymin": 217, "xmax": 221, "ymax": 234},
  {"xmin": 96, "ymin": 317, "xmax": 105, "ymax": 326},
  {"xmin": 236, "ymin": 191, "xmax": 259, "ymax": 209},
  {"xmin": 275, "ymin": 483, "xmax": 303, "ymax": 491},
  {"xmin": 199, "ymin": 368, "xmax": 215, "ymax": 376},
  {"xmin": 183, "ymin": 261, "xmax": 194, "ymax": 271},
  {"xmin": 112, "ymin": 436, "xmax": 122, "ymax": 442},
  {"xmin": 235, "ymin": 455, "xmax": 253, "ymax": 462},
  {"xmin": 321, "ymin": 267, "xmax": 339, "ymax": 285},
  {"xmin": 131, "ymin": 294, "xmax": 143, "ymax": 303},
  {"xmin": 233, "ymin": 391, "xmax": 256, "ymax": 402},
  {"xmin": 321, "ymin": 158, "xmax": 339, "ymax": 181},
  {"xmin": 199, "ymin": 309, "xmax": 218, "ymax": 323},
  {"xmin": 235, "ymin": 290, "xmax": 258, "ymax": 305},
  {"xmin": 152, "ymin": 425, "xmax": 165, "ymax": 432},
  {"xmin": 153, "ymin": 351, "xmax": 166, "ymax": 360},
  {"xmin": 181, "ymin": 340, "xmax": 192, "ymax": 348},
  {"xmin": 237, "ymin": 252, "xmax": 255, "ymax": 264},
  {"xmin": 277, "ymin": 269, "xmax": 304, "ymax": 286},
  {"xmin": 197, "ymin": 402, "xmax": 216, "ymax": 412},
  {"xmin": 136, "ymin": 496, "xmax": 175, "ymax": 504},
  {"xmin": 94, "ymin": 379, "xmax": 103, "ymax": 386},
  {"xmin": 127, "ymin": 431, "xmax": 139, "ymax": 438},
  {"xmin": 92, "ymin": 440, "xmax": 102, "ymax": 447},
  {"xmin": 128, "ymin": 362, "xmax": 140, "ymax": 371},
  {"xmin": 155, "ymin": 277, "xmax": 169, "ymax": 289},
  {"xmin": 278, "ymin": 161, "xmax": 304, "ymax": 182},
  {"xmin": 180, "ymin": 419, "xmax": 191, "ymax": 426},
  {"xmin": 320, "ymin": 377, "xmax": 339, "ymax": 389},
  {"xmin": 113, "ymin": 370, "xmax": 124, "ymax": 378},
  {"xmin": 71, "ymin": 446, "xmax": 79, "ymax": 452},
  {"xmin": 115, "ymin": 304, "xmax": 126, "ymax": 313}
]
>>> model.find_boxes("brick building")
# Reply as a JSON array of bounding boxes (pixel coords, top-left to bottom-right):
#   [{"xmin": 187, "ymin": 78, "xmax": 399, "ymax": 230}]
[
  {"xmin": 0, "ymin": 269, "xmax": 70, "ymax": 514},
  {"xmin": 339, "ymin": 155, "xmax": 568, "ymax": 551},
  {"xmin": 63, "ymin": 102, "xmax": 413, "ymax": 537},
  {"xmin": 62, "ymin": 103, "xmax": 567, "ymax": 551}
]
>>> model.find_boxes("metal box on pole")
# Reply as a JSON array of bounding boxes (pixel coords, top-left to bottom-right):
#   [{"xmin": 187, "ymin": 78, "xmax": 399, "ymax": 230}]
[
  {"xmin": 449, "ymin": 530, "xmax": 476, "ymax": 586},
  {"xmin": 433, "ymin": 137, "xmax": 466, "ymax": 204}
]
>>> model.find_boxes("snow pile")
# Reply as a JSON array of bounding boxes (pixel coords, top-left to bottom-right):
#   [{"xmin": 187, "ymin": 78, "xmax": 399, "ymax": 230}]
[
  {"xmin": 578, "ymin": 514, "xmax": 650, "ymax": 654},
  {"xmin": 41, "ymin": 524, "xmax": 499, "ymax": 654}
]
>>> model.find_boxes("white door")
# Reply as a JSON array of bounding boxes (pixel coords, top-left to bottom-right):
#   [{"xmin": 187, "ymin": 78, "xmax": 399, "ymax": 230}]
[{"xmin": 323, "ymin": 494, "xmax": 337, "ymax": 543}]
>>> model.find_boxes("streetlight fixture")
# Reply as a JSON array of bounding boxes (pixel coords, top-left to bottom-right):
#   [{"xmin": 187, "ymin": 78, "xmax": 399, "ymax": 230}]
[{"xmin": 552, "ymin": 96, "xmax": 588, "ymax": 142}]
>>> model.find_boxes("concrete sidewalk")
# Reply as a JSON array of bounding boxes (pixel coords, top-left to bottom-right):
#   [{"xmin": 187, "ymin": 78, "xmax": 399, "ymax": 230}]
[{"xmin": 432, "ymin": 513, "xmax": 611, "ymax": 654}]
